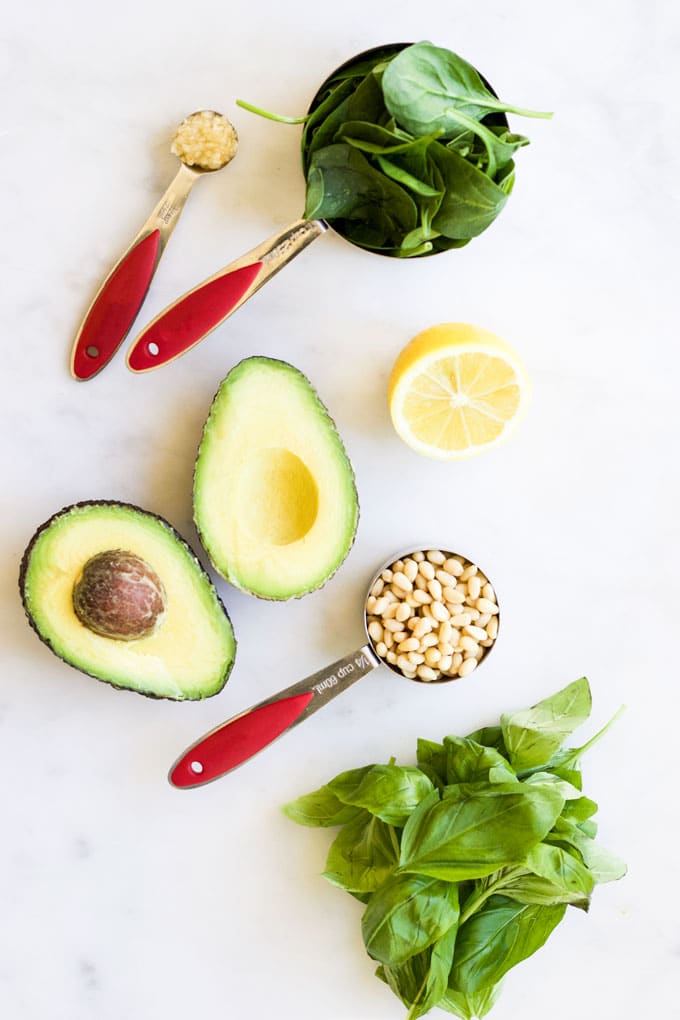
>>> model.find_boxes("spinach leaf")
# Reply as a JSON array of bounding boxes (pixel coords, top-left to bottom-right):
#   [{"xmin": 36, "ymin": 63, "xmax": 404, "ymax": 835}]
[
  {"xmin": 450, "ymin": 896, "xmax": 566, "ymax": 994},
  {"xmin": 429, "ymin": 142, "xmax": 509, "ymax": 239},
  {"xmin": 399, "ymin": 784, "xmax": 564, "ymax": 881},
  {"xmin": 323, "ymin": 810, "xmax": 400, "ymax": 893},
  {"xmin": 502, "ymin": 677, "xmax": 593, "ymax": 771},
  {"xmin": 440, "ymin": 982, "xmax": 503, "ymax": 1019},
  {"xmin": 329, "ymin": 762, "xmax": 434, "ymax": 826},
  {"xmin": 382, "ymin": 42, "xmax": 552, "ymax": 136},
  {"xmin": 362, "ymin": 873, "xmax": 459, "ymax": 967},
  {"xmin": 282, "ymin": 784, "xmax": 364, "ymax": 827}
]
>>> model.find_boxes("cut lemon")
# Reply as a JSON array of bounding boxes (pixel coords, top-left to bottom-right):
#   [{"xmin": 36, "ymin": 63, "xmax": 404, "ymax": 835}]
[{"xmin": 388, "ymin": 323, "xmax": 530, "ymax": 460}]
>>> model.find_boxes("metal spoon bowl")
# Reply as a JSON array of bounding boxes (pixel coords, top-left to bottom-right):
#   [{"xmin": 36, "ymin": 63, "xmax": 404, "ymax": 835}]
[
  {"xmin": 70, "ymin": 110, "xmax": 238, "ymax": 380},
  {"xmin": 168, "ymin": 545, "xmax": 500, "ymax": 789}
]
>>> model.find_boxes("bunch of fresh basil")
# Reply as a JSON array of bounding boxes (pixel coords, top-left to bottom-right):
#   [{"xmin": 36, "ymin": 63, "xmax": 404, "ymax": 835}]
[
  {"xmin": 283, "ymin": 678, "xmax": 625, "ymax": 1019},
  {"xmin": 238, "ymin": 42, "xmax": 551, "ymax": 257}
]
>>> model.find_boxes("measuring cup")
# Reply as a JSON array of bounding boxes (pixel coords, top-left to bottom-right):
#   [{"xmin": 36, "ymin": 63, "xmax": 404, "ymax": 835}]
[
  {"xmin": 169, "ymin": 547, "xmax": 500, "ymax": 789},
  {"xmin": 125, "ymin": 45, "xmax": 410, "ymax": 373},
  {"xmin": 70, "ymin": 111, "xmax": 238, "ymax": 381}
]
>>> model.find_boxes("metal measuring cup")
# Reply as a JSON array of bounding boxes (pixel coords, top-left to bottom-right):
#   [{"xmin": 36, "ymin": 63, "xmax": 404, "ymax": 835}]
[{"xmin": 168, "ymin": 547, "xmax": 500, "ymax": 789}]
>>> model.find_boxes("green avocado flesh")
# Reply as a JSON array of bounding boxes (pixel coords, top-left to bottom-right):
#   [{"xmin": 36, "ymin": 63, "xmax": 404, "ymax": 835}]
[
  {"xmin": 20, "ymin": 501, "xmax": 236, "ymax": 700},
  {"xmin": 193, "ymin": 357, "xmax": 359, "ymax": 599}
]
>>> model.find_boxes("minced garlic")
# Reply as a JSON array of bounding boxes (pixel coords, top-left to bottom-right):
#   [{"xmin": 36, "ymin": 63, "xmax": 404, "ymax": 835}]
[{"xmin": 171, "ymin": 111, "xmax": 238, "ymax": 171}]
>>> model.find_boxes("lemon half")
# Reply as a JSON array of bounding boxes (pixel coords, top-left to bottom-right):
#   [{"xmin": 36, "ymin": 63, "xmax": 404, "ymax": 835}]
[{"xmin": 388, "ymin": 323, "xmax": 531, "ymax": 460}]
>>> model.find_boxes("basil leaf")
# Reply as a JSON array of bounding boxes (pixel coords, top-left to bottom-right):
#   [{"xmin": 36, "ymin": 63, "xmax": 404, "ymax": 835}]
[
  {"xmin": 379, "ymin": 921, "xmax": 458, "ymax": 1020},
  {"xmin": 399, "ymin": 784, "xmax": 564, "ymax": 881},
  {"xmin": 329, "ymin": 762, "xmax": 434, "ymax": 826},
  {"xmin": 416, "ymin": 738, "xmax": 447, "ymax": 788},
  {"xmin": 523, "ymin": 770, "xmax": 583, "ymax": 801},
  {"xmin": 382, "ymin": 42, "xmax": 552, "ymax": 135},
  {"xmin": 464, "ymin": 725, "xmax": 508, "ymax": 756},
  {"xmin": 450, "ymin": 895, "xmax": 566, "ymax": 994},
  {"xmin": 362, "ymin": 873, "xmax": 459, "ymax": 966},
  {"xmin": 502, "ymin": 677, "xmax": 593, "ymax": 771},
  {"xmin": 443, "ymin": 736, "xmax": 517, "ymax": 786},
  {"xmin": 546, "ymin": 818, "xmax": 627, "ymax": 884},
  {"xmin": 323, "ymin": 811, "xmax": 400, "ymax": 893},
  {"xmin": 282, "ymin": 785, "xmax": 364, "ymax": 827},
  {"xmin": 440, "ymin": 982, "xmax": 503, "ymax": 1019}
]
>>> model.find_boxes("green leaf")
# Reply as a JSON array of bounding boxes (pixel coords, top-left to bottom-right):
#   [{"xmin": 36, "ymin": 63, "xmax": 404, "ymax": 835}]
[
  {"xmin": 329, "ymin": 762, "xmax": 434, "ymax": 826},
  {"xmin": 522, "ymin": 770, "xmax": 583, "ymax": 801},
  {"xmin": 282, "ymin": 785, "xmax": 364, "ymax": 827},
  {"xmin": 546, "ymin": 818, "xmax": 627, "ymax": 884},
  {"xmin": 450, "ymin": 895, "xmax": 566, "ymax": 994},
  {"xmin": 429, "ymin": 143, "xmax": 509, "ymax": 239},
  {"xmin": 443, "ymin": 736, "xmax": 516, "ymax": 786},
  {"xmin": 501, "ymin": 678, "xmax": 593, "ymax": 771},
  {"xmin": 399, "ymin": 784, "xmax": 564, "ymax": 881},
  {"xmin": 417, "ymin": 738, "xmax": 447, "ymax": 786},
  {"xmin": 379, "ymin": 922, "xmax": 458, "ymax": 1020},
  {"xmin": 382, "ymin": 41, "xmax": 552, "ymax": 136},
  {"xmin": 362, "ymin": 873, "xmax": 459, "ymax": 966},
  {"xmin": 323, "ymin": 810, "xmax": 400, "ymax": 893},
  {"xmin": 440, "ymin": 982, "xmax": 503, "ymax": 1019},
  {"xmin": 464, "ymin": 725, "xmax": 508, "ymax": 756}
]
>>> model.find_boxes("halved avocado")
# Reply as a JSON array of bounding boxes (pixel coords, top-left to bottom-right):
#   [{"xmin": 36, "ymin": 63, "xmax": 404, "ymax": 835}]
[
  {"xmin": 193, "ymin": 357, "xmax": 359, "ymax": 599},
  {"xmin": 19, "ymin": 501, "xmax": 236, "ymax": 700}
]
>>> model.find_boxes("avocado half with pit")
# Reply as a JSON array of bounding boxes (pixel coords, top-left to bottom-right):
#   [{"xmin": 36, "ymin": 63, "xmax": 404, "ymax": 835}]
[
  {"xmin": 19, "ymin": 501, "xmax": 236, "ymax": 700},
  {"xmin": 193, "ymin": 357, "xmax": 359, "ymax": 599}
]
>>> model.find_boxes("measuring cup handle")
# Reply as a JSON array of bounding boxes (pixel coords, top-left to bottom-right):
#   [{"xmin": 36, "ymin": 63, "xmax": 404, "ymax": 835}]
[
  {"xmin": 169, "ymin": 644, "xmax": 379, "ymax": 789},
  {"xmin": 126, "ymin": 218, "xmax": 326, "ymax": 373},
  {"xmin": 70, "ymin": 165, "xmax": 199, "ymax": 381}
]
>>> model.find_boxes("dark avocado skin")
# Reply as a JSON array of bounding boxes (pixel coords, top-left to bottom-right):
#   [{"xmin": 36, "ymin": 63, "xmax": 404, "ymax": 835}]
[
  {"xmin": 192, "ymin": 356, "xmax": 360, "ymax": 601},
  {"xmin": 18, "ymin": 499, "xmax": 236, "ymax": 701}
]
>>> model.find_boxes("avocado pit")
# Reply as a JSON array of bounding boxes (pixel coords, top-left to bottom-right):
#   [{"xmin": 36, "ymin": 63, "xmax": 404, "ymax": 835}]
[{"xmin": 73, "ymin": 549, "xmax": 167, "ymax": 640}]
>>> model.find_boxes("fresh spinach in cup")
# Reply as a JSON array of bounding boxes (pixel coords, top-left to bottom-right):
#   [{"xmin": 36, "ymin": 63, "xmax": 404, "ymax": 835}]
[
  {"xmin": 283, "ymin": 678, "xmax": 625, "ymax": 1019},
  {"xmin": 237, "ymin": 41, "xmax": 552, "ymax": 257}
]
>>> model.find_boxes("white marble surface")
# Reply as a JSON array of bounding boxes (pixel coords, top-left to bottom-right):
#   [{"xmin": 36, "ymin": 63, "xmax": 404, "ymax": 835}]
[{"xmin": 1, "ymin": 2, "xmax": 677, "ymax": 1017}]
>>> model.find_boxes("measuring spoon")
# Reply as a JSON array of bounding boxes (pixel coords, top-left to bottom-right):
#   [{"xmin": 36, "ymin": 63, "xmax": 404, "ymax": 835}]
[
  {"xmin": 169, "ymin": 547, "xmax": 500, "ymax": 789},
  {"xmin": 70, "ymin": 111, "xmax": 238, "ymax": 381}
]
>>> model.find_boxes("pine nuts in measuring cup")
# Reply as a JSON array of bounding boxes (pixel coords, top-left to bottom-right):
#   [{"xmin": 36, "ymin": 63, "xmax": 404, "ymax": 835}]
[{"xmin": 364, "ymin": 549, "xmax": 500, "ymax": 683}]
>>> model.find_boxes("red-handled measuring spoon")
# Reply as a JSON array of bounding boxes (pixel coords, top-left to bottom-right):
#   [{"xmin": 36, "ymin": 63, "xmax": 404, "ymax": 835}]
[
  {"xmin": 70, "ymin": 111, "xmax": 238, "ymax": 381},
  {"xmin": 169, "ymin": 547, "xmax": 500, "ymax": 789}
]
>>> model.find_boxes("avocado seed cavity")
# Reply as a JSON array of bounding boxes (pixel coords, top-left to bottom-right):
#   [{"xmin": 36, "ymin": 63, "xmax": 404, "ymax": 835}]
[{"xmin": 73, "ymin": 550, "xmax": 167, "ymax": 640}]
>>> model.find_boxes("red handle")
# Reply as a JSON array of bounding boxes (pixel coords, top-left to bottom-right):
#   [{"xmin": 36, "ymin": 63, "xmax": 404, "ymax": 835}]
[
  {"xmin": 71, "ymin": 230, "xmax": 161, "ymax": 380},
  {"xmin": 169, "ymin": 691, "xmax": 314, "ymax": 789},
  {"xmin": 127, "ymin": 261, "xmax": 264, "ymax": 373}
]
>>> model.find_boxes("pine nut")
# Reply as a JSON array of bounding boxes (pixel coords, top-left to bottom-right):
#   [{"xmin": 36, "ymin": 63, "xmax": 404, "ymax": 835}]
[
  {"xmin": 443, "ymin": 586, "xmax": 465, "ymax": 604},
  {"xmin": 407, "ymin": 651, "xmax": 425, "ymax": 666},
  {"xmin": 417, "ymin": 664, "xmax": 439, "ymax": 681},
  {"xmin": 460, "ymin": 563, "xmax": 478, "ymax": 581},
  {"xmin": 375, "ymin": 641, "xmax": 387, "ymax": 658},
  {"xmin": 426, "ymin": 550, "xmax": 446, "ymax": 565},
  {"xmin": 465, "ymin": 624, "xmax": 487, "ymax": 642},
  {"xmin": 383, "ymin": 602, "xmax": 399, "ymax": 619},
  {"xmin": 451, "ymin": 613, "xmax": 472, "ymax": 627},
  {"xmin": 403, "ymin": 558, "xmax": 418, "ymax": 582},
  {"xmin": 383, "ymin": 618, "xmax": 402, "ymax": 633},
  {"xmin": 439, "ymin": 654, "xmax": 453, "ymax": 673},
  {"xmin": 435, "ymin": 569, "xmax": 457, "ymax": 588},
  {"xmin": 444, "ymin": 557, "xmax": 464, "ymax": 576},
  {"xmin": 366, "ymin": 595, "xmax": 377, "ymax": 614},
  {"xmin": 467, "ymin": 608, "xmax": 481, "ymax": 621},
  {"xmin": 393, "ymin": 560, "xmax": 405, "ymax": 573},
  {"xmin": 422, "ymin": 604, "xmax": 434, "ymax": 619},
  {"xmin": 431, "ymin": 601, "xmax": 449, "ymax": 622},
  {"xmin": 402, "ymin": 669, "xmax": 418, "ymax": 680},
  {"xmin": 438, "ymin": 642, "xmax": 454, "ymax": 657},
  {"xmin": 486, "ymin": 617, "xmax": 499, "ymax": 640},
  {"xmin": 476, "ymin": 613, "xmax": 491, "ymax": 628},
  {"xmin": 413, "ymin": 550, "xmax": 425, "ymax": 562},
  {"xmin": 452, "ymin": 652, "xmax": 463, "ymax": 670},
  {"xmin": 383, "ymin": 630, "xmax": 394, "ymax": 649},
  {"xmin": 424, "ymin": 647, "xmax": 442, "ymax": 666},
  {"xmin": 393, "ymin": 631, "xmax": 407, "ymax": 643},
  {"xmin": 373, "ymin": 596, "xmax": 390, "ymax": 616},
  {"xmin": 396, "ymin": 654, "xmax": 413, "ymax": 673},
  {"xmin": 406, "ymin": 593, "xmax": 421, "ymax": 608},
  {"xmin": 420, "ymin": 632, "xmax": 438, "ymax": 649},
  {"xmin": 386, "ymin": 650, "xmax": 397, "ymax": 664},
  {"xmin": 391, "ymin": 585, "xmax": 410, "ymax": 601},
  {"xmin": 458, "ymin": 657, "xmax": 477, "ymax": 677},
  {"xmin": 414, "ymin": 618, "xmax": 433, "ymax": 639},
  {"xmin": 407, "ymin": 617, "xmax": 419, "ymax": 632},
  {"xmin": 467, "ymin": 576, "xmax": 482, "ymax": 600},
  {"xmin": 438, "ymin": 619, "xmax": 452, "ymax": 645},
  {"xmin": 476, "ymin": 597, "xmax": 499, "ymax": 614},
  {"xmin": 482, "ymin": 583, "xmax": 495, "ymax": 602},
  {"xmin": 392, "ymin": 572, "xmax": 412, "ymax": 593},
  {"xmin": 427, "ymin": 578, "xmax": 443, "ymax": 601},
  {"xmin": 413, "ymin": 589, "xmax": 431, "ymax": 604},
  {"xmin": 419, "ymin": 561, "xmax": 435, "ymax": 580},
  {"xmin": 397, "ymin": 637, "xmax": 420, "ymax": 653},
  {"xmin": 459, "ymin": 636, "xmax": 480, "ymax": 654},
  {"xmin": 368, "ymin": 620, "xmax": 383, "ymax": 643},
  {"xmin": 414, "ymin": 573, "xmax": 428, "ymax": 591},
  {"xmin": 370, "ymin": 578, "xmax": 384, "ymax": 598},
  {"xmin": 381, "ymin": 569, "xmax": 393, "ymax": 583},
  {"xmin": 396, "ymin": 602, "xmax": 412, "ymax": 623}
]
